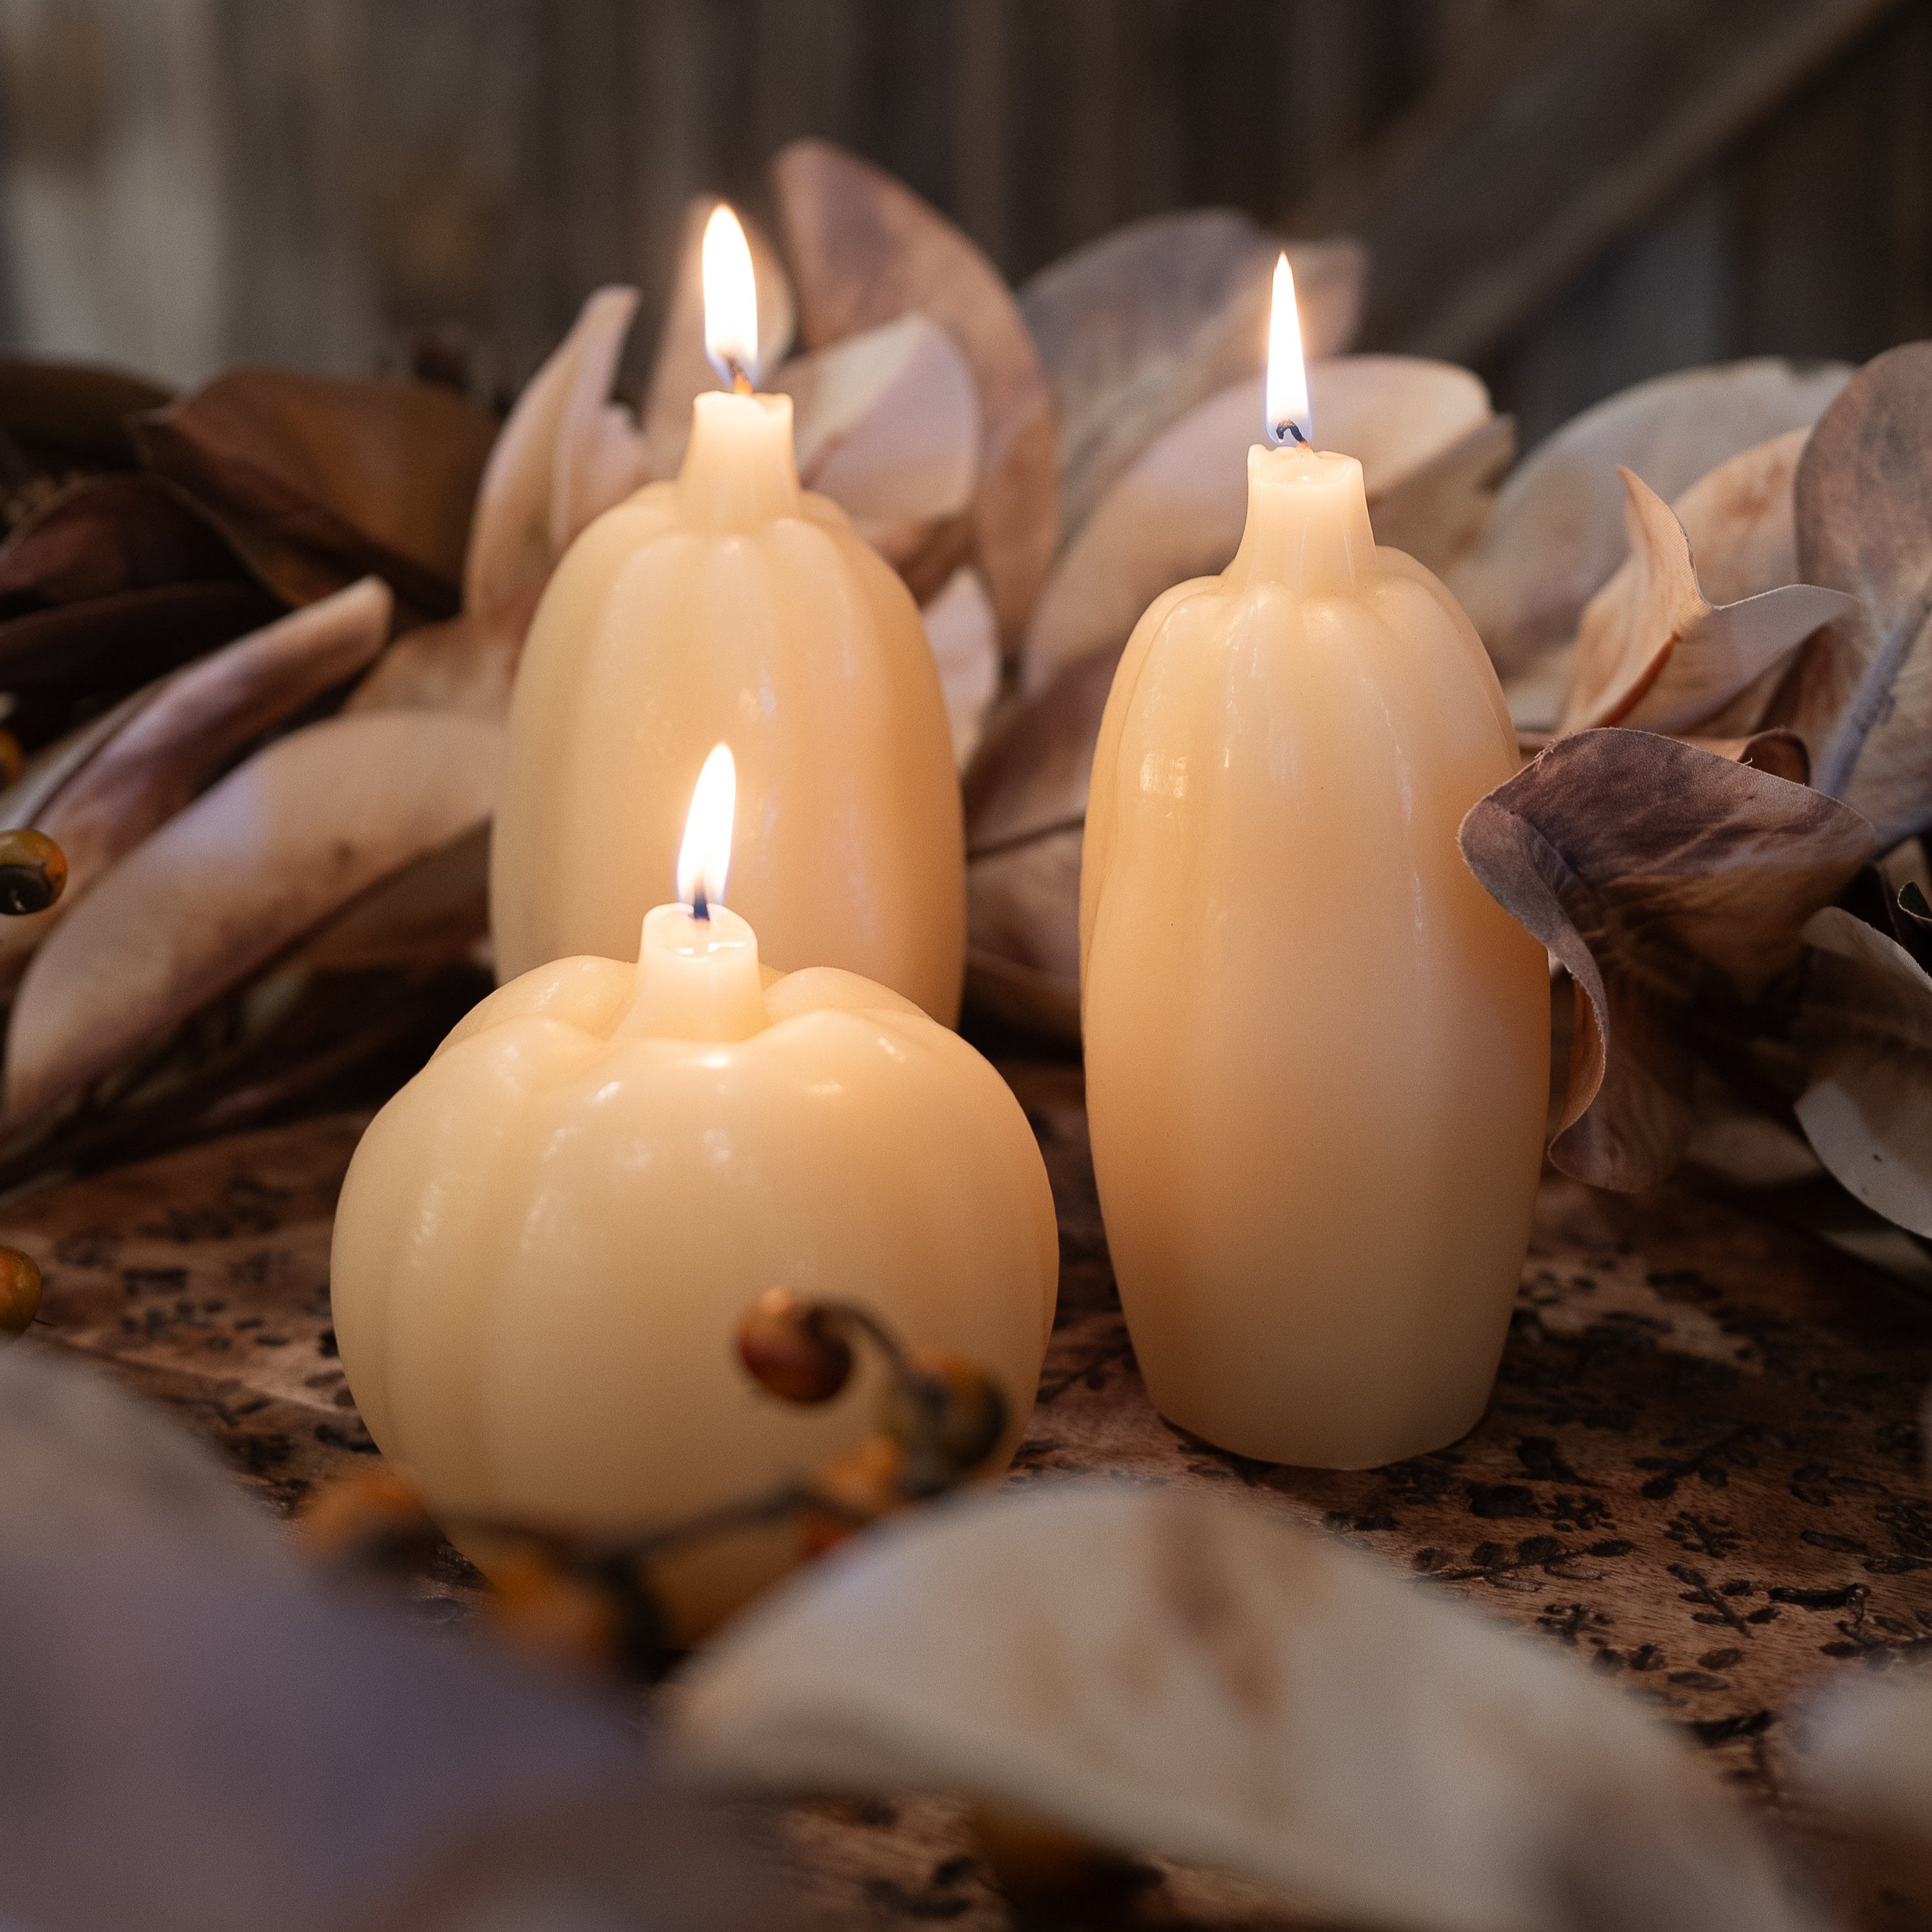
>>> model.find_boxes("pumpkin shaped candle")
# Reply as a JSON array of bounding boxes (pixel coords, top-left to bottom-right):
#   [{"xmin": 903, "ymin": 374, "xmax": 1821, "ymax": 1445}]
[
  {"xmin": 490, "ymin": 205, "xmax": 965, "ymax": 1021},
  {"xmin": 334, "ymin": 748, "xmax": 1054, "ymax": 1633}
]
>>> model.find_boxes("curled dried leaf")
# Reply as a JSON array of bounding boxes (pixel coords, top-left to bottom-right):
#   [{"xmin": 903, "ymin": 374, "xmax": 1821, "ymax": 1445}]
[
  {"xmin": 1019, "ymin": 210, "xmax": 1364, "ymax": 536},
  {"xmin": 1450, "ymin": 360, "xmax": 1850, "ymax": 676},
  {"xmin": 0, "ymin": 579, "xmax": 392, "ymax": 994},
  {"xmin": 345, "ymin": 589, "xmax": 536, "ymax": 721},
  {"xmin": 1778, "ymin": 343, "xmax": 1932, "ymax": 846},
  {"xmin": 777, "ymin": 314, "xmax": 979, "ymax": 531},
  {"xmin": 963, "ymin": 648, "xmax": 1117, "ymax": 1038},
  {"xmin": 131, "ymin": 368, "xmax": 499, "ymax": 616},
  {"xmin": 0, "ymin": 474, "xmax": 251, "ymax": 609},
  {"xmin": 640, "ymin": 195, "xmax": 796, "ymax": 477},
  {"xmin": 1022, "ymin": 357, "xmax": 1492, "ymax": 696},
  {"xmin": 1559, "ymin": 468, "xmax": 1853, "ymax": 734},
  {"xmin": 921, "ymin": 566, "xmax": 999, "ymax": 770},
  {"xmin": 0, "ymin": 356, "xmax": 172, "ymax": 471},
  {"xmin": 775, "ymin": 138, "xmax": 1059, "ymax": 648},
  {"xmin": 464, "ymin": 287, "xmax": 643, "ymax": 621},
  {"xmin": 1458, "ymin": 729, "xmax": 1874, "ymax": 1191},
  {"xmin": 1368, "ymin": 411, "xmax": 1516, "ymax": 581},
  {"xmin": 3, "ymin": 711, "xmax": 504, "ymax": 1126},
  {"xmin": 676, "ymin": 1482, "xmax": 1810, "ymax": 1932},
  {"xmin": 1789, "ymin": 907, "xmax": 1932, "ymax": 1236}
]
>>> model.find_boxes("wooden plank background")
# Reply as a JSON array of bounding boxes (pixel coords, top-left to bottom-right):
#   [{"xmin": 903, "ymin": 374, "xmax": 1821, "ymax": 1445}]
[{"xmin": 0, "ymin": 0, "xmax": 1922, "ymax": 446}]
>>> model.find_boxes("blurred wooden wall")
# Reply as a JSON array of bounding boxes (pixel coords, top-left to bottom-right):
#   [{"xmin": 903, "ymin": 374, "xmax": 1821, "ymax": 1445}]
[{"xmin": 0, "ymin": 0, "xmax": 1921, "ymax": 445}]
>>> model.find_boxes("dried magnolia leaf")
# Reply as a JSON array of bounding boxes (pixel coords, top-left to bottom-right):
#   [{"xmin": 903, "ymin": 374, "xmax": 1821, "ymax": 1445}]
[
  {"xmin": 774, "ymin": 138, "xmax": 1059, "ymax": 648},
  {"xmin": 0, "ymin": 580, "xmax": 284, "ymax": 699},
  {"xmin": 1778, "ymin": 344, "xmax": 1932, "ymax": 847},
  {"xmin": 921, "ymin": 566, "xmax": 999, "ymax": 770},
  {"xmin": 961, "ymin": 648, "xmax": 1118, "ymax": 1037},
  {"xmin": 1683, "ymin": 729, "xmax": 1812, "ymax": 785},
  {"xmin": 1789, "ymin": 907, "xmax": 1932, "ymax": 1236},
  {"xmin": 640, "ymin": 195, "xmax": 796, "ymax": 479},
  {"xmin": 777, "ymin": 314, "xmax": 979, "ymax": 530},
  {"xmin": 0, "ymin": 356, "xmax": 172, "ymax": 470},
  {"xmin": 131, "ymin": 369, "xmax": 499, "ymax": 617},
  {"xmin": 4, "ymin": 711, "xmax": 504, "ymax": 1124},
  {"xmin": 0, "ymin": 474, "xmax": 250, "ymax": 608},
  {"xmin": 464, "ymin": 287, "xmax": 642, "ymax": 621},
  {"xmin": 1449, "ymin": 360, "xmax": 1850, "ymax": 676},
  {"xmin": 1560, "ymin": 469, "xmax": 1853, "ymax": 735},
  {"xmin": 1368, "ymin": 411, "xmax": 1516, "ymax": 581},
  {"xmin": 1674, "ymin": 427, "xmax": 1811, "ymax": 609},
  {"xmin": 0, "ymin": 578, "xmax": 392, "ymax": 995},
  {"xmin": 1022, "ymin": 357, "xmax": 1492, "ymax": 696},
  {"xmin": 677, "ymin": 1481, "xmax": 1809, "ymax": 1932},
  {"xmin": 1018, "ymin": 210, "xmax": 1365, "ymax": 536},
  {"xmin": 1458, "ymin": 729, "xmax": 1874, "ymax": 1192},
  {"xmin": 345, "ymin": 586, "xmax": 538, "ymax": 721}
]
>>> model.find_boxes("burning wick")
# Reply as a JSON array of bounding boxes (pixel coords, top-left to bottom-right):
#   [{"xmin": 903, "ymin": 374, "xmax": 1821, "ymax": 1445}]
[
  {"xmin": 677, "ymin": 742, "xmax": 737, "ymax": 925},
  {"xmin": 1264, "ymin": 252, "xmax": 1315, "ymax": 451}
]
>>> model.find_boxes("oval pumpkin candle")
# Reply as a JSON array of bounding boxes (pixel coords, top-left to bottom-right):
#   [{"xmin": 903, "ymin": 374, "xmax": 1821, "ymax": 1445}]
[
  {"xmin": 490, "ymin": 204, "xmax": 966, "ymax": 1021},
  {"xmin": 1080, "ymin": 258, "xmax": 1548, "ymax": 1470},
  {"xmin": 334, "ymin": 747, "xmax": 1055, "ymax": 1633}
]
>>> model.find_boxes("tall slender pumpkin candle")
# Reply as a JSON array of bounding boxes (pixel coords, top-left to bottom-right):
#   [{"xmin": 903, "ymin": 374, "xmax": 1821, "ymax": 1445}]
[
  {"xmin": 1079, "ymin": 259, "xmax": 1548, "ymax": 1469},
  {"xmin": 491, "ymin": 205, "xmax": 966, "ymax": 1021},
  {"xmin": 334, "ymin": 746, "xmax": 1055, "ymax": 1635}
]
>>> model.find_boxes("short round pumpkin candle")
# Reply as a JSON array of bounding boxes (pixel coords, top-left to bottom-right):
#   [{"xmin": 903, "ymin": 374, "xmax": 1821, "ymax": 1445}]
[
  {"xmin": 490, "ymin": 203, "xmax": 966, "ymax": 1022},
  {"xmin": 332, "ymin": 747, "xmax": 1055, "ymax": 1633},
  {"xmin": 1080, "ymin": 259, "xmax": 1549, "ymax": 1470}
]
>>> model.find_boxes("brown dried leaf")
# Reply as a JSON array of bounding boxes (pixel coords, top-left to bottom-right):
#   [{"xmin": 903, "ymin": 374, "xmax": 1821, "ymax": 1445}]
[
  {"xmin": 3, "ymin": 711, "xmax": 504, "ymax": 1124},
  {"xmin": 1682, "ymin": 729, "xmax": 1812, "ymax": 785},
  {"xmin": 345, "ymin": 587, "xmax": 538, "ymax": 721},
  {"xmin": 0, "ymin": 356, "xmax": 172, "ymax": 470},
  {"xmin": 961, "ymin": 649, "xmax": 1118, "ymax": 1038},
  {"xmin": 0, "ymin": 580, "xmax": 284, "ymax": 699},
  {"xmin": 921, "ymin": 566, "xmax": 999, "ymax": 769},
  {"xmin": 0, "ymin": 475, "xmax": 250, "ymax": 609},
  {"xmin": 1458, "ymin": 730, "xmax": 1873, "ymax": 1190},
  {"xmin": 1018, "ymin": 210, "xmax": 1364, "ymax": 536},
  {"xmin": 1560, "ymin": 469, "xmax": 1852, "ymax": 734},
  {"xmin": 1789, "ymin": 907, "xmax": 1932, "ymax": 1236},
  {"xmin": 639, "ymin": 195, "xmax": 796, "ymax": 477},
  {"xmin": 0, "ymin": 579, "xmax": 392, "ymax": 996},
  {"xmin": 1021, "ymin": 357, "xmax": 1492, "ymax": 696},
  {"xmin": 774, "ymin": 138, "xmax": 1059, "ymax": 648},
  {"xmin": 1449, "ymin": 360, "xmax": 1850, "ymax": 676},
  {"xmin": 131, "ymin": 370, "xmax": 499, "ymax": 617},
  {"xmin": 464, "ymin": 287, "xmax": 643, "ymax": 622},
  {"xmin": 1779, "ymin": 343, "xmax": 1932, "ymax": 847},
  {"xmin": 678, "ymin": 1482, "xmax": 1809, "ymax": 1932},
  {"xmin": 776, "ymin": 314, "xmax": 979, "ymax": 531}
]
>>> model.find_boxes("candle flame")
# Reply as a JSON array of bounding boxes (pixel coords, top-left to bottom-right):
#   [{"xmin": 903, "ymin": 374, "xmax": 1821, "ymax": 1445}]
[
  {"xmin": 702, "ymin": 203, "xmax": 760, "ymax": 391},
  {"xmin": 676, "ymin": 743, "xmax": 736, "ymax": 920},
  {"xmin": 1265, "ymin": 253, "xmax": 1314, "ymax": 449}
]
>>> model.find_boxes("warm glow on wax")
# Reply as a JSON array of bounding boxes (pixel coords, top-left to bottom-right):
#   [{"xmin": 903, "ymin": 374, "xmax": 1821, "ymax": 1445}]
[
  {"xmin": 702, "ymin": 204, "xmax": 760, "ymax": 389},
  {"xmin": 1265, "ymin": 253, "xmax": 1314, "ymax": 449},
  {"xmin": 676, "ymin": 743, "xmax": 737, "ymax": 918}
]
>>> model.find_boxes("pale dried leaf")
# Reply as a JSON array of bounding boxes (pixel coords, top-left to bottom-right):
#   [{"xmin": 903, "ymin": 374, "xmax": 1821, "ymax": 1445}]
[
  {"xmin": 1682, "ymin": 729, "xmax": 1811, "ymax": 785},
  {"xmin": 1790, "ymin": 907, "xmax": 1932, "ymax": 1236},
  {"xmin": 463, "ymin": 287, "xmax": 641, "ymax": 620},
  {"xmin": 921, "ymin": 566, "xmax": 999, "ymax": 769},
  {"xmin": 1019, "ymin": 210, "xmax": 1364, "ymax": 534},
  {"xmin": 775, "ymin": 314, "xmax": 979, "ymax": 526},
  {"xmin": 1021, "ymin": 358, "xmax": 1491, "ymax": 696},
  {"xmin": 4, "ymin": 712, "xmax": 505, "ymax": 1124},
  {"xmin": 640, "ymin": 195, "xmax": 796, "ymax": 476},
  {"xmin": 346, "ymin": 586, "xmax": 539, "ymax": 721},
  {"xmin": 1560, "ymin": 469, "xmax": 1852, "ymax": 734},
  {"xmin": 1798, "ymin": 1672, "xmax": 1932, "ymax": 1858},
  {"xmin": 1458, "ymin": 730, "xmax": 1873, "ymax": 1191},
  {"xmin": 1449, "ymin": 360, "xmax": 1850, "ymax": 676},
  {"xmin": 0, "ymin": 579, "xmax": 392, "ymax": 996},
  {"xmin": 1368, "ymin": 411, "xmax": 1515, "ymax": 580},
  {"xmin": 774, "ymin": 138, "xmax": 1058, "ymax": 647},
  {"xmin": 1780, "ymin": 343, "xmax": 1932, "ymax": 846},
  {"xmin": 677, "ymin": 1482, "xmax": 1811, "ymax": 1932}
]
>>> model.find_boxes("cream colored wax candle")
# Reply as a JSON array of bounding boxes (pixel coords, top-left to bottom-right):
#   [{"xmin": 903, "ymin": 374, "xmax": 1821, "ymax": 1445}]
[
  {"xmin": 334, "ymin": 747, "xmax": 1055, "ymax": 1633},
  {"xmin": 490, "ymin": 205, "xmax": 965, "ymax": 1021},
  {"xmin": 1079, "ymin": 259, "xmax": 1548, "ymax": 1469}
]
